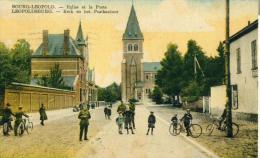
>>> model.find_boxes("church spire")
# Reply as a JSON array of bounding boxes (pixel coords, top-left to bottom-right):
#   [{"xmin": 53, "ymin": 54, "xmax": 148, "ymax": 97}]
[
  {"xmin": 76, "ymin": 21, "xmax": 86, "ymax": 45},
  {"xmin": 123, "ymin": 5, "xmax": 143, "ymax": 40}
]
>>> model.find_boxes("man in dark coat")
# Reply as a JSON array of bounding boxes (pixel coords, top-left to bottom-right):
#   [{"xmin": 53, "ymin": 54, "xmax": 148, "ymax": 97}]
[
  {"xmin": 2, "ymin": 103, "xmax": 14, "ymax": 136},
  {"xmin": 104, "ymin": 106, "xmax": 108, "ymax": 119},
  {"xmin": 146, "ymin": 111, "xmax": 156, "ymax": 135},
  {"xmin": 39, "ymin": 104, "xmax": 47, "ymax": 126},
  {"xmin": 124, "ymin": 107, "xmax": 134, "ymax": 134},
  {"xmin": 129, "ymin": 101, "xmax": 136, "ymax": 129},
  {"xmin": 78, "ymin": 106, "xmax": 91, "ymax": 141},
  {"xmin": 181, "ymin": 109, "xmax": 193, "ymax": 136}
]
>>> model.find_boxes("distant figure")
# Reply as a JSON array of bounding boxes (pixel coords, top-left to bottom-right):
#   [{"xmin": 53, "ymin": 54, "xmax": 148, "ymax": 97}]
[
  {"xmin": 117, "ymin": 101, "xmax": 126, "ymax": 115},
  {"xmin": 14, "ymin": 106, "xmax": 29, "ymax": 136},
  {"xmin": 146, "ymin": 111, "xmax": 156, "ymax": 135},
  {"xmin": 2, "ymin": 103, "xmax": 14, "ymax": 136},
  {"xmin": 116, "ymin": 112, "xmax": 124, "ymax": 134},
  {"xmin": 39, "ymin": 104, "xmax": 47, "ymax": 126},
  {"xmin": 218, "ymin": 108, "xmax": 227, "ymax": 130},
  {"xmin": 107, "ymin": 105, "xmax": 112, "ymax": 119},
  {"xmin": 79, "ymin": 103, "xmax": 83, "ymax": 110},
  {"xmin": 129, "ymin": 101, "xmax": 136, "ymax": 129},
  {"xmin": 124, "ymin": 107, "xmax": 134, "ymax": 134},
  {"xmin": 78, "ymin": 106, "xmax": 91, "ymax": 141},
  {"xmin": 104, "ymin": 106, "xmax": 108, "ymax": 119},
  {"xmin": 181, "ymin": 109, "xmax": 193, "ymax": 136}
]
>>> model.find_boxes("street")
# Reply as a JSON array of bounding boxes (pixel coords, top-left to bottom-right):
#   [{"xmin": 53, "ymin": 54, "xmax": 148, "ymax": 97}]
[{"xmin": 0, "ymin": 104, "xmax": 217, "ymax": 158}]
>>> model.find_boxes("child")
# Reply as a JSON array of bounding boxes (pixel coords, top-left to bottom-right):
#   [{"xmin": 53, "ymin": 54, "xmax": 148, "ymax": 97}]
[
  {"xmin": 116, "ymin": 112, "xmax": 124, "ymax": 134},
  {"xmin": 171, "ymin": 114, "xmax": 178, "ymax": 127},
  {"xmin": 181, "ymin": 109, "xmax": 193, "ymax": 136},
  {"xmin": 146, "ymin": 111, "xmax": 156, "ymax": 135}
]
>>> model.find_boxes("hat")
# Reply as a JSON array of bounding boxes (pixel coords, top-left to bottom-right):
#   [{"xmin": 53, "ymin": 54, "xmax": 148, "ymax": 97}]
[
  {"xmin": 6, "ymin": 103, "xmax": 11, "ymax": 107},
  {"xmin": 186, "ymin": 109, "xmax": 190, "ymax": 112},
  {"xmin": 18, "ymin": 106, "xmax": 23, "ymax": 109},
  {"xmin": 150, "ymin": 111, "xmax": 154, "ymax": 113}
]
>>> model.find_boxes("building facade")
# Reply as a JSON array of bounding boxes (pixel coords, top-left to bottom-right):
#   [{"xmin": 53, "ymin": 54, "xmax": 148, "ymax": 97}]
[
  {"xmin": 230, "ymin": 20, "xmax": 258, "ymax": 118},
  {"xmin": 121, "ymin": 6, "xmax": 161, "ymax": 102},
  {"xmin": 31, "ymin": 22, "xmax": 94, "ymax": 105}
]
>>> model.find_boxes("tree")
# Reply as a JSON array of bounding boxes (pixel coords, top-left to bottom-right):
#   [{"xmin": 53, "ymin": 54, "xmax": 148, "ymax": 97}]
[
  {"xmin": 181, "ymin": 80, "xmax": 202, "ymax": 102},
  {"xmin": 10, "ymin": 39, "xmax": 32, "ymax": 83},
  {"xmin": 155, "ymin": 43, "xmax": 184, "ymax": 102},
  {"xmin": 151, "ymin": 86, "xmax": 163, "ymax": 104},
  {"xmin": 37, "ymin": 64, "xmax": 65, "ymax": 89},
  {"xmin": 97, "ymin": 82, "xmax": 121, "ymax": 103},
  {"xmin": 0, "ymin": 42, "xmax": 19, "ymax": 90}
]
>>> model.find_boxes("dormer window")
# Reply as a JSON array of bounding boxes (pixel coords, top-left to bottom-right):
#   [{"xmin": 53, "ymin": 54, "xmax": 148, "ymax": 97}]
[
  {"xmin": 128, "ymin": 44, "xmax": 133, "ymax": 51},
  {"xmin": 134, "ymin": 44, "xmax": 138, "ymax": 51}
]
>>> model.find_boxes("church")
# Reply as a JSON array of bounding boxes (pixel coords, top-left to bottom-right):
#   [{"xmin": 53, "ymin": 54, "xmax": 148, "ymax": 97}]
[{"xmin": 121, "ymin": 5, "xmax": 162, "ymax": 103}]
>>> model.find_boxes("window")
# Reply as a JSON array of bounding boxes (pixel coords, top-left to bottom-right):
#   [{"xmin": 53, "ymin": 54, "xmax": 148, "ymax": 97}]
[
  {"xmin": 236, "ymin": 48, "xmax": 241, "ymax": 74},
  {"xmin": 146, "ymin": 75, "xmax": 149, "ymax": 80},
  {"xmin": 251, "ymin": 40, "xmax": 257, "ymax": 70},
  {"xmin": 134, "ymin": 44, "xmax": 138, "ymax": 51},
  {"xmin": 128, "ymin": 44, "xmax": 133, "ymax": 52},
  {"xmin": 232, "ymin": 85, "xmax": 238, "ymax": 109}
]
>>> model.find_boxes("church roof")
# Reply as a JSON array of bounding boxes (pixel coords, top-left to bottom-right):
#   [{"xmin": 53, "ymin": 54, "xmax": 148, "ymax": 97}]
[
  {"xmin": 123, "ymin": 5, "xmax": 144, "ymax": 40},
  {"xmin": 32, "ymin": 34, "xmax": 81, "ymax": 57},
  {"xmin": 143, "ymin": 62, "xmax": 162, "ymax": 72},
  {"xmin": 76, "ymin": 21, "xmax": 86, "ymax": 45}
]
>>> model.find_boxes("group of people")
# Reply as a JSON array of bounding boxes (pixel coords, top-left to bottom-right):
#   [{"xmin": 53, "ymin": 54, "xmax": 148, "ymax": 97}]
[
  {"xmin": 1, "ymin": 103, "xmax": 47, "ymax": 136},
  {"xmin": 116, "ymin": 100, "xmax": 136, "ymax": 134}
]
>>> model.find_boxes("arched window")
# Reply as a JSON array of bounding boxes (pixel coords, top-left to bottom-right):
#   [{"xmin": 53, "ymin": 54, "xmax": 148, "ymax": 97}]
[
  {"xmin": 134, "ymin": 44, "xmax": 138, "ymax": 51},
  {"xmin": 128, "ymin": 44, "xmax": 133, "ymax": 52}
]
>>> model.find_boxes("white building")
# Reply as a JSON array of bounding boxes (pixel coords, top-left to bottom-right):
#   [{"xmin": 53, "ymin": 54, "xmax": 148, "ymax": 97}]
[{"xmin": 229, "ymin": 20, "xmax": 258, "ymax": 120}]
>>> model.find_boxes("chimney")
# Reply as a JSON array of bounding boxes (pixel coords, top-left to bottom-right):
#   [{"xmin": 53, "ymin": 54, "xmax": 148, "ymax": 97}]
[
  {"xmin": 42, "ymin": 30, "xmax": 48, "ymax": 55},
  {"xmin": 248, "ymin": 21, "xmax": 251, "ymax": 25},
  {"xmin": 64, "ymin": 29, "xmax": 70, "ymax": 55}
]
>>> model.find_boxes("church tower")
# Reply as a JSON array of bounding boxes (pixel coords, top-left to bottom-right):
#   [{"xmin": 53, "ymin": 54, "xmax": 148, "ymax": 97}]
[{"xmin": 121, "ymin": 5, "xmax": 144, "ymax": 102}]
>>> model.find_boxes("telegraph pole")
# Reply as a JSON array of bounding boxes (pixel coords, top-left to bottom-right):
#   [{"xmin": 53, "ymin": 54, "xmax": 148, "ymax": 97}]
[{"xmin": 225, "ymin": 0, "xmax": 233, "ymax": 137}]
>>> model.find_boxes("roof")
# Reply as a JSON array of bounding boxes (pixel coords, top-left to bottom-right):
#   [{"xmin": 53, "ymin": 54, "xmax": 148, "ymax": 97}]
[
  {"xmin": 76, "ymin": 21, "xmax": 86, "ymax": 45},
  {"xmin": 229, "ymin": 20, "xmax": 258, "ymax": 43},
  {"xmin": 32, "ymin": 34, "xmax": 81, "ymax": 57},
  {"xmin": 11, "ymin": 82, "xmax": 75, "ymax": 92},
  {"xmin": 31, "ymin": 76, "xmax": 76, "ymax": 88},
  {"xmin": 143, "ymin": 62, "xmax": 162, "ymax": 72},
  {"xmin": 123, "ymin": 5, "xmax": 144, "ymax": 40}
]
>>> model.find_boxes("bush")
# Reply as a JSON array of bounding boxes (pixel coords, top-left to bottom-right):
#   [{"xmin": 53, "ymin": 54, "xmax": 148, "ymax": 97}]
[{"xmin": 152, "ymin": 87, "xmax": 163, "ymax": 104}]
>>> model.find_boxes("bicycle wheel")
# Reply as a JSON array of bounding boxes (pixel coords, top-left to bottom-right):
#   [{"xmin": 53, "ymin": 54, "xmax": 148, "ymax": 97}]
[
  {"xmin": 28, "ymin": 122, "xmax": 33, "ymax": 132},
  {"xmin": 205, "ymin": 124, "xmax": 215, "ymax": 136},
  {"xmin": 17, "ymin": 123, "xmax": 24, "ymax": 136},
  {"xmin": 169, "ymin": 123, "xmax": 181, "ymax": 136},
  {"xmin": 3, "ymin": 123, "xmax": 8, "ymax": 135},
  {"xmin": 232, "ymin": 123, "xmax": 239, "ymax": 137},
  {"xmin": 190, "ymin": 124, "xmax": 202, "ymax": 138}
]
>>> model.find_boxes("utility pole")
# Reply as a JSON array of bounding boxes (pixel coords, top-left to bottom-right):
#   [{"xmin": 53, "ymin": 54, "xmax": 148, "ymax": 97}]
[{"xmin": 225, "ymin": 0, "xmax": 233, "ymax": 137}]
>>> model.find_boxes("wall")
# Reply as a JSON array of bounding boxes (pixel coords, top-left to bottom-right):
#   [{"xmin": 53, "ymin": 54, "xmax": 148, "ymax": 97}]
[
  {"xmin": 3, "ymin": 83, "xmax": 76, "ymax": 112},
  {"xmin": 230, "ymin": 28, "xmax": 258, "ymax": 114},
  {"xmin": 210, "ymin": 85, "xmax": 227, "ymax": 117}
]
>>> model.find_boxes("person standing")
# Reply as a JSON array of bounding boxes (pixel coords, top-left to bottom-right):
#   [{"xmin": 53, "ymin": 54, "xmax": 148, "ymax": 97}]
[
  {"xmin": 129, "ymin": 101, "xmax": 136, "ymax": 129},
  {"xmin": 2, "ymin": 103, "xmax": 14, "ymax": 136},
  {"xmin": 107, "ymin": 105, "xmax": 112, "ymax": 120},
  {"xmin": 14, "ymin": 106, "xmax": 29, "ymax": 136},
  {"xmin": 181, "ymin": 109, "xmax": 193, "ymax": 136},
  {"xmin": 104, "ymin": 106, "xmax": 108, "ymax": 119},
  {"xmin": 116, "ymin": 112, "xmax": 124, "ymax": 134},
  {"xmin": 146, "ymin": 111, "xmax": 156, "ymax": 135},
  {"xmin": 78, "ymin": 106, "xmax": 91, "ymax": 141},
  {"xmin": 124, "ymin": 107, "xmax": 134, "ymax": 134},
  {"xmin": 39, "ymin": 104, "xmax": 47, "ymax": 126}
]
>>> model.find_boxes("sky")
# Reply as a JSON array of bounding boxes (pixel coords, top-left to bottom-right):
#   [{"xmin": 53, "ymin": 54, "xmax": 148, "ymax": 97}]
[{"xmin": 0, "ymin": 0, "xmax": 258, "ymax": 87}]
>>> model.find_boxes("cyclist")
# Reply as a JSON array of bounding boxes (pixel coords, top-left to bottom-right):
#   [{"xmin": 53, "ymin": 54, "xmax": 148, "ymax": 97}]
[
  {"xmin": 181, "ymin": 109, "xmax": 193, "ymax": 136},
  {"xmin": 14, "ymin": 106, "xmax": 29, "ymax": 136},
  {"xmin": 2, "ymin": 103, "xmax": 14, "ymax": 136}
]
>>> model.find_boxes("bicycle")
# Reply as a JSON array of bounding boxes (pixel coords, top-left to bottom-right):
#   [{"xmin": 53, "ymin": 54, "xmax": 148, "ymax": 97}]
[
  {"xmin": 17, "ymin": 117, "xmax": 33, "ymax": 136},
  {"xmin": 169, "ymin": 120, "xmax": 202, "ymax": 138},
  {"xmin": 205, "ymin": 118, "xmax": 239, "ymax": 137},
  {"xmin": 3, "ymin": 119, "xmax": 13, "ymax": 135}
]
